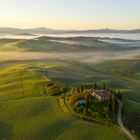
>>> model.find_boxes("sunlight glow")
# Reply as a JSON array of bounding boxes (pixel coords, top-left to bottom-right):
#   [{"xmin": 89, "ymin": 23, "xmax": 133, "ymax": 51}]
[{"xmin": 0, "ymin": 0, "xmax": 140, "ymax": 29}]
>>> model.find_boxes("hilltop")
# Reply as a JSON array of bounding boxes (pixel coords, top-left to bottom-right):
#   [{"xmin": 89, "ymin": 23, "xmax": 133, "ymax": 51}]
[{"xmin": 16, "ymin": 33, "xmax": 37, "ymax": 36}]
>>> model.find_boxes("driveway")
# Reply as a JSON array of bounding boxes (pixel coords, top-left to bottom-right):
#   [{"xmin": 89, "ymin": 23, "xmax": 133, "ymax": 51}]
[{"xmin": 117, "ymin": 99, "xmax": 136, "ymax": 140}]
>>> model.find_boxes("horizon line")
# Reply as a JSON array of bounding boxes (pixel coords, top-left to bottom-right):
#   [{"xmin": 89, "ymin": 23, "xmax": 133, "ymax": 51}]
[{"xmin": 0, "ymin": 27, "xmax": 140, "ymax": 31}]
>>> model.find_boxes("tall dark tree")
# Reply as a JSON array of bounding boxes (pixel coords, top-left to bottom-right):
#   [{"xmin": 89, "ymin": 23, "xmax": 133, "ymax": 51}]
[
  {"xmin": 111, "ymin": 94, "xmax": 115, "ymax": 112},
  {"xmin": 81, "ymin": 85, "xmax": 84, "ymax": 92},
  {"xmin": 103, "ymin": 82, "xmax": 106, "ymax": 89},
  {"xmin": 119, "ymin": 93, "xmax": 122, "ymax": 100},
  {"xmin": 94, "ymin": 82, "xmax": 97, "ymax": 89},
  {"xmin": 117, "ymin": 90, "xmax": 122, "ymax": 100}
]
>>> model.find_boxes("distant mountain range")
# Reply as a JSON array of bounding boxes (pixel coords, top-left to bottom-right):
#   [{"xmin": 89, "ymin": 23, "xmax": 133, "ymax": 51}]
[{"xmin": 0, "ymin": 27, "xmax": 140, "ymax": 34}]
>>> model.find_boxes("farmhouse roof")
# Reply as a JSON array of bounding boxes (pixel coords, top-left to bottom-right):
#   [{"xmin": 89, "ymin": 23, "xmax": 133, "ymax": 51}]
[{"xmin": 94, "ymin": 90, "xmax": 111, "ymax": 97}]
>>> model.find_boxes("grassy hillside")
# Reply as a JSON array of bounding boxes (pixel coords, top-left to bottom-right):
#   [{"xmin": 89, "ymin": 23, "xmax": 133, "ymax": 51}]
[
  {"xmin": 1, "ymin": 36, "xmax": 138, "ymax": 52},
  {"xmin": 0, "ymin": 61, "xmax": 128, "ymax": 140},
  {"xmin": 0, "ymin": 64, "xmax": 64, "ymax": 101},
  {"xmin": 0, "ymin": 35, "xmax": 139, "ymax": 139},
  {"xmin": 0, "ymin": 38, "xmax": 94, "ymax": 52},
  {"xmin": 56, "ymin": 121, "xmax": 127, "ymax": 140},
  {"xmin": 0, "ymin": 97, "xmax": 73, "ymax": 140},
  {"xmin": 0, "ymin": 39, "xmax": 25, "ymax": 51},
  {"xmin": 93, "ymin": 59, "xmax": 140, "ymax": 101},
  {"xmin": 44, "ymin": 36, "xmax": 140, "ymax": 51},
  {"xmin": 46, "ymin": 59, "xmax": 140, "ymax": 137},
  {"xmin": 91, "ymin": 59, "xmax": 140, "ymax": 137},
  {"xmin": 0, "ymin": 59, "xmax": 139, "ymax": 101},
  {"xmin": 0, "ymin": 96, "xmax": 128, "ymax": 140}
]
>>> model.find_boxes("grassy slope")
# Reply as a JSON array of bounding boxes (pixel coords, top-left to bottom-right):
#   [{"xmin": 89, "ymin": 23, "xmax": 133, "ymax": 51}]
[
  {"xmin": 0, "ymin": 59, "xmax": 140, "ymax": 106},
  {"xmin": 124, "ymin": 99, "xmax": 140, "ymax": 113},
  {"xmin": 0, "ymin": 97, "xmax": 72, "ymax": 140},
  {"xmin": 56, "ymin": 121, "xmax": 127, "ymax": 140},
  {"xmin": 46, "ymin": 60, "xmax": 117, "ymax": 83},
  {"xmin": 0, "ymin": 64, "xmax": 64, "ymax": 101},
  {"xmin": 0, "ymin": 36, "xmax": 138, "ymax": 139},
  {"xmin": 1, "ymin": 59, "xmax": 139, "ymax": 102},
  {"xmin": 0, "ymin": 65, "xmax": 49, "ymax": 100},
  {"xmin": 92, "ymin": 59, "xmax": 140, "ymax": 112},
  {"xmin": 0, "ymin": 38, "xmax": 94, "ymax": 52},
  {"xmin": 91, "ymin": 59, "xmax": 140, "ymax": 136},
  {"xmin": 0, "ymin": 62, "xmax": 128, "ymax": 140},
  {"xmin": 45, "ymin": 36, "xmax": 140, "ymax": 51},
  {"xmin": 0, "ymin": 96, "xmax": 127, "ymax": 140},
  {"xmin": 45, "ymin": 58, "xmax": 140, "ymax": 137},
  {"xmin": 0, "ymin": 39, "xmax": 25, "ymax": 51},
  {"xmin": 93, "ymin": 59, "xmax": 140, "ymax": 102},
  {"xmin": 1, "ymin": 36, "xmax": 137, "ymax": 52}
]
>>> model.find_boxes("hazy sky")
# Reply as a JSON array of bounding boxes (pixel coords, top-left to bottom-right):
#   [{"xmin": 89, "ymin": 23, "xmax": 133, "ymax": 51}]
[{"xmin": 0, "ymin": 0, "xmax": 140, "ymax": 29}]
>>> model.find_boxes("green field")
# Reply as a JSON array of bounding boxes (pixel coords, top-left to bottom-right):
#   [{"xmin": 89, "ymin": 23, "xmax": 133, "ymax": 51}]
[
  {"xmin": 0, "ymin": 37, "xmax": 94, "ymax": 52},
  {"xmin": 0, "ymin": 96, "xmax": 127, "ymax": 140},
  {"xmin": 0, "ymin": 96, "xmax": 73, "ymax": 140},
  {"xmin": 0, "ymin": 36, "xmax": 140, "ymax": 139},
  {"xmin": 56, "ymin": 121, "xmax": 127, "ymax": 140},
  {"xmin": 0, "ymin": 62, "xmax": 128, "ymax": 140},
  {"xmin": 0, "ymin": 36, "xmax": 138, "ymax": 52},
  {"xmin": 0, "ymin": 64, "xmax": 64, "ymax": 101}
]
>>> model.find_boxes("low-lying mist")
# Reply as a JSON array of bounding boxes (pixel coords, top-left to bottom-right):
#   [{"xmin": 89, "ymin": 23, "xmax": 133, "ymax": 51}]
[
  {"xmin": 0, "ymin": 49, "xmax": 139, "ymax": 64},
  {"xmin": 0, "ymin": 36, "xmax": 140, "ymax": 64}
]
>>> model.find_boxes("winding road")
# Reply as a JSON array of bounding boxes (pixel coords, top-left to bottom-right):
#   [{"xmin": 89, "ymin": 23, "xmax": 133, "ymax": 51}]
[{"xmin": 117, "ymin": 99, "xmax": 136, "ymax": 140}]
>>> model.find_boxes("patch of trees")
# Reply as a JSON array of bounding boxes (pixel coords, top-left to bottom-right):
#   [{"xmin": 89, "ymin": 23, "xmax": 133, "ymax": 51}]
[
  {"xmin": 45, "ymin": 81, "xmax": 66, "ymax": 96},
  {"xmin": 68, "ymin": 82, "xmax": 124, "ymax": 126}
]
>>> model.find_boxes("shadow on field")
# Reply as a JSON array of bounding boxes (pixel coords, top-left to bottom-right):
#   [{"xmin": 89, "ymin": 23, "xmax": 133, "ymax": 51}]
[{"xmin": 0, "ymin": 121, "xmax": 13, "ymax": 140}]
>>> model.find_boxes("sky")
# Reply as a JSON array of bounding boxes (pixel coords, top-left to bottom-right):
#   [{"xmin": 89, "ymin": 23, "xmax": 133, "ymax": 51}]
[{"xmin": 0, "ymin": 0, "xmax": 140, "ymax": 30}]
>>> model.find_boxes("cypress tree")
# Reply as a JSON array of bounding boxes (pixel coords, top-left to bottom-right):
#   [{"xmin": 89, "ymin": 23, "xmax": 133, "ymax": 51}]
[
  {"xmin": 94, "ymin": 82, "xmax": 97, "ymax": 89},
  {"xmin": 103, "ymin": 82, "xmax": 106, "ymax": 89},
  {"xmin": 81, "ymin": 85, "xmax": 84, "ymax": 92}
]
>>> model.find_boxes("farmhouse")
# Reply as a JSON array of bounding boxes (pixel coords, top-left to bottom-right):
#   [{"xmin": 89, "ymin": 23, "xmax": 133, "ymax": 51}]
[{"xmin": 92, "ymin": 90, "xmax": 112, "ymax": 102}]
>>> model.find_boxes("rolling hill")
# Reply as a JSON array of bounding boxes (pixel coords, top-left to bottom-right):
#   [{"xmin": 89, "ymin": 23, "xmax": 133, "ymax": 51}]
[
  {"xmin": 0, "ymin": 35, "xmax": 139, "ymax": 139},
  {"xmin": 0, "ymin": 64, "xmax": 64, "ymax": 101},
  {"xmin": 0, "ymin": 62, "xmax": 128, "ymax": 140}
]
